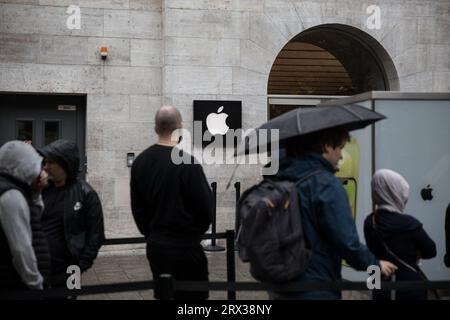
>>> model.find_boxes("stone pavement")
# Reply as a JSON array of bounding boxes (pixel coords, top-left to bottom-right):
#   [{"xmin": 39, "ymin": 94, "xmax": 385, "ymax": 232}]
[{"xmin": 79, "ymin": 249, "xmax": 369, "ymax": 300}]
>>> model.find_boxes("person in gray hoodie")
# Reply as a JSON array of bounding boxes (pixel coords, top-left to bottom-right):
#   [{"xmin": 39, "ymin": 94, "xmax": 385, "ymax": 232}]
[{"xmin": 0, "ymin": 141, "xmax": 51, "ymax": 292}]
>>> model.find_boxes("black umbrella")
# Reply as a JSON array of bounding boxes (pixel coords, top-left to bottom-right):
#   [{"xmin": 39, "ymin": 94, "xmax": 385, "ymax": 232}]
[
  {"xmin": 235, "ymin": 103, "xmax": 386, "ymax": 156},
  {"xmin": 226, "ymin": 103, "xmax": 386, "ymax": 189}
]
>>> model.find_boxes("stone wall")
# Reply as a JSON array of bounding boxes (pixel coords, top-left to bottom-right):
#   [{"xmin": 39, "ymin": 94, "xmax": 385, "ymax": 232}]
[
  {"xmin": 0, "ymin": 0, "xmax": 163, "ymax": 242},
  {"xmin": 0, "ymin": 0, "xmax": 448, "ymax": 246}
]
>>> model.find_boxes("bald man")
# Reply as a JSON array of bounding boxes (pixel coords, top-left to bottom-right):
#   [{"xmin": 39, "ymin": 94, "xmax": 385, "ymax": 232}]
[{"xmin": 130, "ymin": 106, "xmax": 213, "ymax": 300}]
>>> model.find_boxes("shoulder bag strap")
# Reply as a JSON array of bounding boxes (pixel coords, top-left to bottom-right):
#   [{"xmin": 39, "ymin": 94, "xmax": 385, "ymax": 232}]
[{"xmin": 372, "ymin": 214, "xmax": 426, "ymax": 279}]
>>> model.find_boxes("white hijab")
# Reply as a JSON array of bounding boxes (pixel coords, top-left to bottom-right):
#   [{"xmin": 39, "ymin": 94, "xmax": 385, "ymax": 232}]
[{"xmin": 371, "ymin": 169, "xmax": 410, "ymax": 213}]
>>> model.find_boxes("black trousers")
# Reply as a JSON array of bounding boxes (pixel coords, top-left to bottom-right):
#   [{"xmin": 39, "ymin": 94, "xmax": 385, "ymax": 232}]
[
  {"xmin": 45, "ymin": 272, "xmax": 78, "ymax": 300},
  {"xmin": 146, "ymin": 242, "xmax": 209, "ymax": 300}
]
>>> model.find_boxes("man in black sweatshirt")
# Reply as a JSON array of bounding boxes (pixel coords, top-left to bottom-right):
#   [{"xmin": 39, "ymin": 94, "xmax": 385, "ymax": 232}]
[{"xmin": 130, "ymin": 105, "xmax": 213, "ymax": 300}]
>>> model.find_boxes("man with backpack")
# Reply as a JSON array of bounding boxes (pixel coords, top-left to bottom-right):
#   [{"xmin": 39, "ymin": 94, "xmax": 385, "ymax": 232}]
[
  {"xmin": 0, "ymin": 141, "xmax": 51, "ymax": 292},
  {"xmin": 238, "ymin": 127, "xmax": 397, "ymax": 300}
]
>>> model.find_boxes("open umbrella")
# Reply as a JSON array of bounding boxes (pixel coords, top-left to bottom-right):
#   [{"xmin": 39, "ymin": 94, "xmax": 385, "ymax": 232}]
[
  {"xmin": 235, "ymin": 103, "xmax": 386, "ymax": 156},
  {"xmin": 226, "ymin": 103, "xmax": 386, "ymax": 189}
]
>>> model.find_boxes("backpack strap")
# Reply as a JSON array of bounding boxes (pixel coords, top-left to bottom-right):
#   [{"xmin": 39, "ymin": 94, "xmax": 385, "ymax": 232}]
[{"xmin": 295, "ymin": 169, "xmax": 323, "ymax": 186}]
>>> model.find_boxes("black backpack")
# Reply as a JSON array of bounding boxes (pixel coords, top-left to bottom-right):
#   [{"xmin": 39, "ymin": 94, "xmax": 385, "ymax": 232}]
[{"xmin": 236, "ymin": 170, "xmax": 321, "ymax": 283}]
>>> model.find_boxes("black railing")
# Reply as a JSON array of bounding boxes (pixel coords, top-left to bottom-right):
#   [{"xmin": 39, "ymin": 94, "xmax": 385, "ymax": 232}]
[
  {"xmin": 0, "ymin": 231, "xmax": 236, "ymax": 300},
  {"xmin": 204, "ymin": 182, "xmax": 225, "ymax": 252},
  {"xmin": 104, "ymin": 237, "xmax": 146, "ymax": 245},
  {"xmin": 4, "ymin": 181, "xmax": 450, "ymax": 300},
  {"xmin": 234, "ymin": 181, "xmax": 241, "ymax": 241},
  {"xmin": 101, "ymin": 230, "xmax": 236, "ymax": 300},
  {"xmin": 3, "ymin": 277, "xmax": 450, "ymax": 300},
  {"xmin": 2, "ymin": 229, "xmax": 450, "ymax": 300}
]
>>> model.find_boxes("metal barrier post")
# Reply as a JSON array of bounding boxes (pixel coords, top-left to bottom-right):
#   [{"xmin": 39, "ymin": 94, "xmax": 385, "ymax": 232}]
[
  {"xmin": 204, "ymin": 182, "xmax": 225, "ymax": 252},
  {"xmin": 157, "ymin": 274, "xmax": 174, "ymax": 300},
  {"xmin": 234, "ymin": 181, "xmax": 241, "ymax": 236},
  {"xmin": 390, "ymin": 274, "xmax": 396, "ymax": 300},
  {"xmin": 226, "ymin": 229, "xmax": 236, "ymax": 300}
]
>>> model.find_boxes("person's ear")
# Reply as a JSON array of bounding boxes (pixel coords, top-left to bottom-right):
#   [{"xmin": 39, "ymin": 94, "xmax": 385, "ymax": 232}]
[{"xmin": 322, "ymin": 144, "xmax": 331, "ymax": 155}]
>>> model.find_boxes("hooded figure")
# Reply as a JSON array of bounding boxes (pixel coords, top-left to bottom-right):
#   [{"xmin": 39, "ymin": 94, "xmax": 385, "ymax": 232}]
[
  {"xmin": 0, "ymin": 141, "xmax": 51, "ymax": 291},
  {"xmin": 364, "ymin": 169, "xmax": 437, "ymax": 300},
  {"xmin": 39, "ymin": 140, "xmax": 79, "ymax": 185},
  {"xmin": 38, "ymin": 139, "xmax": 104, "ymax": 287},
  {"xmin": 371, "ymin": 169, "xmax": 410, "ymax": 214}
]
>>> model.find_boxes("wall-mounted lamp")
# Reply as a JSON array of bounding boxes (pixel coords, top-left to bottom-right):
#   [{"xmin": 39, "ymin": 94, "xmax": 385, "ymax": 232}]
[
  {"xmin": 100, "ymin": 46, "xmax": 108, "ymax": 60},
  {"xmin": 127, "ymin": 152, "xmax": 135, "ymax": 167}
]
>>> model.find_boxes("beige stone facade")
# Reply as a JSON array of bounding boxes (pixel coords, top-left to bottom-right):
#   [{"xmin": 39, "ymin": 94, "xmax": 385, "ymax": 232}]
[{"xmin": 0, "ymin": 0, "xmax": 448, "ymax": 243}]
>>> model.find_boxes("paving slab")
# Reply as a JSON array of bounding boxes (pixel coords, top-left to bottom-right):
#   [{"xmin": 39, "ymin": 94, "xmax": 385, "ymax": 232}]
[{"xmin": 79, "ymin": 251, "xmax": 367, "ymax": 300}]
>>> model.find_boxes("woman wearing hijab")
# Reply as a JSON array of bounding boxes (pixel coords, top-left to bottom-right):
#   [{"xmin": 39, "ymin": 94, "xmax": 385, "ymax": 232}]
[{"xmin": 364, "ymin": 169, "xmax": 437, "ymax": 300}]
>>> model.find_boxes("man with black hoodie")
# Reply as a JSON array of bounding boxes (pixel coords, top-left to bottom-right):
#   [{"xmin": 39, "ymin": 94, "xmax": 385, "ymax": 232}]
[
  {"xmin": 130, "ymin": 105, "xmax": 213, "ymax": 300},
  {"xmin": 39, "ymin": 139, "xmax": 105, "ymax": 291}
]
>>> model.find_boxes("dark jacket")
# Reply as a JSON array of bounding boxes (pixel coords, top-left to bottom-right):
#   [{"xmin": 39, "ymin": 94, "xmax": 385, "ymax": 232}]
[
  {"xmin": 0, "ymin": 175, "xmax": 51, "ymax": 289},
  {"xmin": 0, "ymin": 141, "xmax": 49, "ymax": 291},
  {"xmin": 39, "ymin": 140, "xmax": 105, "ymax": 272},
  {"xmin": 364, "ymin": 209, "xmax": 437, "ymax": 300},
  {"xmin": 130, "ymin": 145, "xmax": 212, "ymax": 246},
  {"xmin": 445, "ymin": 203, "xmax": 450, "ymax": 268},
  {"xmin": 273, "ymin": 152, "xmax": 378, "ymax": 300}
]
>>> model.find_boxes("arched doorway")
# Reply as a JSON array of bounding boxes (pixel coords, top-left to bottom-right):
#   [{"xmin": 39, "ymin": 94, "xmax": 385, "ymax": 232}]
[{"xmin": 268, "ymin": 24, "xmax": 399, "ymax": 119}]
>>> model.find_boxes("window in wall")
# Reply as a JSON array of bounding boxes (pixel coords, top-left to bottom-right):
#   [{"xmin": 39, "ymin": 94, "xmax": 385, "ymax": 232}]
[
  {"xmin": 16, "ymin": 119, "xmax": 34, "ymax": 142},
  {"xmin": 43, "ymin": 120, "xmax": 61, "ymax": 145}
]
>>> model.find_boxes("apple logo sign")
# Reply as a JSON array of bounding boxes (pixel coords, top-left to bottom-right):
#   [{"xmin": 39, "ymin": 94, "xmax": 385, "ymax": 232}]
[
  {"xmin": 206, "ymin": 106, "xmax": 229, "ymax": 135},
  {"xmin": 193, "ymin": 100, "xmax": 242, "ymax": 148},
  {"xmin": 420, "ymin": 184, "xmax": 433, "ymax": 201}
]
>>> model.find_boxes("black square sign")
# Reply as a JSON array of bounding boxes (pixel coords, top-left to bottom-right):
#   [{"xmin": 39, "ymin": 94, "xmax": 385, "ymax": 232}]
[{"xmin": 193, "ymin": 100, "xmax": 242, "ymax": 147}]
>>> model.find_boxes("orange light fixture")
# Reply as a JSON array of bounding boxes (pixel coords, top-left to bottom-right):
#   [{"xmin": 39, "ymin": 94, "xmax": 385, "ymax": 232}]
[{"xmin": 100, "ymin": 46, "xmax": 108, "ymax": 60}]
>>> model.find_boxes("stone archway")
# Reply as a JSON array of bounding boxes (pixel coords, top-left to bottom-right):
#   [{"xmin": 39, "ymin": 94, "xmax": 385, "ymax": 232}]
[{"xmin": 268, "ymin": 24, "xmax": 399, "ymax": 97}]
